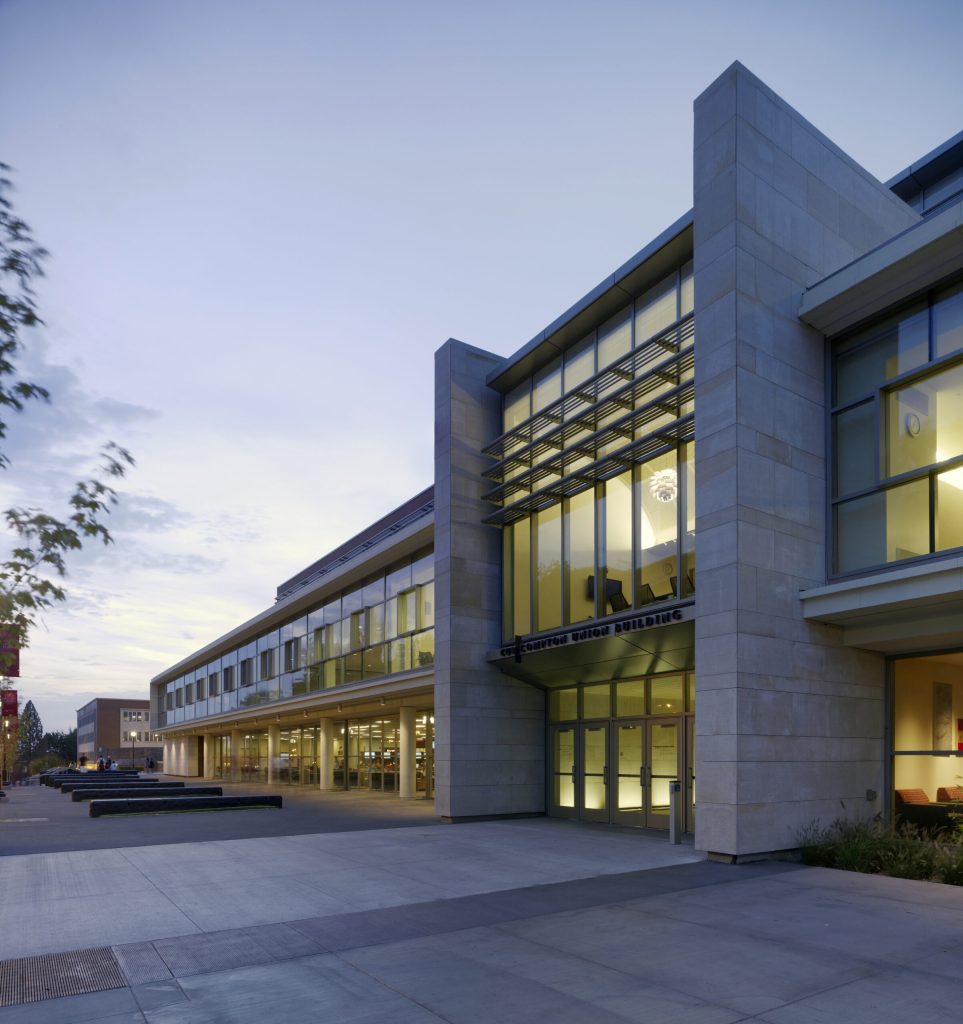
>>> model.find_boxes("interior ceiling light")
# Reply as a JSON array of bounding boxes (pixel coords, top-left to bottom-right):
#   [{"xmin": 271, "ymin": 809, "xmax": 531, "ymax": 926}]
[{"xmin": 649, "ymin": 468, "xmax": 678, "ymax": 503}]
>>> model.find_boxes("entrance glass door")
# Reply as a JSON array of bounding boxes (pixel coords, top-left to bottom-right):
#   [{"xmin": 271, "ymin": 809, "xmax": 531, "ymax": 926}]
[
  {"xmin": 580, "ymin": 724, "xmax": 609, "ymax": 822},
  {"xmin": 646, "ymin": 718, "xmax": 681, "ymax": 828},
  {"xmin": 613, "ymin": 721, "xmax": 645, "ymax": 826},
  {"xmin": 550, "ymin": 727, "xmax": 577, "ymax": 818}
]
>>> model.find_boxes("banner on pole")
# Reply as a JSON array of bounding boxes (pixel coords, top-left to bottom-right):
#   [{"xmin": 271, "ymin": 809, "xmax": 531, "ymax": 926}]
[
  {"xmin": 0, "ymin": 628, "xmax": 20, "ymax": 678},
  {"xmin": 1, "ymin": 689, "xmax": 18, "ymax": 719}
]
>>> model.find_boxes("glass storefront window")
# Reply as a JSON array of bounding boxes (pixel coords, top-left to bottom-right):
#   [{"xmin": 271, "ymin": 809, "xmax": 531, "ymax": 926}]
[
  {"xmin": 582, "ymin": 684, "xmax": 610, "ymax": 719},
  {"xmin": 651, "ymin": 676, "xmax": 684, "ymax": 714},
  {"xmin": 550, "ymin": 688, "xmax": 578, "ymax": 722},
  {"xmin": 616, "ymin": 680, "xmax": 645, "ymax": 717}
]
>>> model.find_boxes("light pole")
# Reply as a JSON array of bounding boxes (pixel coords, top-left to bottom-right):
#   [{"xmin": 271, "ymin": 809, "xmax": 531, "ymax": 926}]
[
  {"xmin": 1, "ymin": 717, "xmax": 7, "ymax": 786},
  {"xmin": 130, "ymin": 730, "xmax": 138, "ymax": 770}
]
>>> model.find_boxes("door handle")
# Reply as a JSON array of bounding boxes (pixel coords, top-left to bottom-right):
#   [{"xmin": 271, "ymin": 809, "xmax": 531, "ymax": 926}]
[
  {"xmin": 602, "ymin": 765, "xmax": 608, "ymax": 783},
  {"xmin": 570, "ymin": 765, "xmax": 576, "ymax": 784}
]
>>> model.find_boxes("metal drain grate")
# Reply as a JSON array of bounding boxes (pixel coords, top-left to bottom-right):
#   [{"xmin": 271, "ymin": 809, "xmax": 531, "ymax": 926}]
[{"xmin": 0, "ymin": 947, "xmax": 126, "ymax": 1007}]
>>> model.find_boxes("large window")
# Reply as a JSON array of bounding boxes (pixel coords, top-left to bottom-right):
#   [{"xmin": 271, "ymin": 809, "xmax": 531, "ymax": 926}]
[
  {"xmin": 832, "ymin": 278, "xmax": 963, "ymax": 574},
  {"xmin": 892, "ymin": 653, "xmax": 963, "ymax": 816},
  {"xmin": 154, "ymin": 549, "xmax": 434, "ymax": 727},
  {"xmin": 490, "ymin": 261, "xmax": 695, "ymax": 640}
]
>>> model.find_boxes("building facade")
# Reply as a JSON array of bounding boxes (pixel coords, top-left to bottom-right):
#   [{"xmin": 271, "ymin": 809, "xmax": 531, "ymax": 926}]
[
  {"xmin": 152, "ymin": 62, "xmax": 963, "ymax": 860},
  {"xmin": 76, "ymin": 697, "xmax": 161, "ymax": 767}
]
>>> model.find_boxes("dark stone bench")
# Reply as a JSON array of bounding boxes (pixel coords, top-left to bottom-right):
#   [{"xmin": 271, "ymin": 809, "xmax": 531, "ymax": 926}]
[
  {"xmin": 72, "ymin": 786, "xmax": 222, "ymax": 802},
  {"xmin": 60, "ymin": 779, "xmax": 168, "ymax": 794},
  {"xmin": 89, "ymin": 794, "xmax": 283, "ymax": 817},
  {"xmin": 53, "ymin": 774, "xmax": 141, "ymax": 789}
]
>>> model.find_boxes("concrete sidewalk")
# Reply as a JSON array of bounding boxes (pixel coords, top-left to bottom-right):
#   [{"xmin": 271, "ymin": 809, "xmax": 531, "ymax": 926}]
[{"xmin": 1, "ymin": 810, "xmax": 962, "ymax": 1022}]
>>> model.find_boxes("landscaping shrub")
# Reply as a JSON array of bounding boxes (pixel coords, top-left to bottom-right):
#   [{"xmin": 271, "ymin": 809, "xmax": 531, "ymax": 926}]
[{"xmin": 799, "ymin": 817, "xmax": 960, "ymax": 883}]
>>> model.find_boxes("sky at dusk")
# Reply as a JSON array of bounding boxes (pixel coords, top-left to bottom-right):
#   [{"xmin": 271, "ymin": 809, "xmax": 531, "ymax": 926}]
[{"xmin": 1, "ymin": 0, "xmax": 962, "ymax": 731}]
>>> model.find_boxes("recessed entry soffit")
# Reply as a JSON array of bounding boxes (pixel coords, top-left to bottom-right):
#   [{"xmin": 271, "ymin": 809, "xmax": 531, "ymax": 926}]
[{"xmin": 490, "ymin": 618, "xmax": 695, "ymax": 689}]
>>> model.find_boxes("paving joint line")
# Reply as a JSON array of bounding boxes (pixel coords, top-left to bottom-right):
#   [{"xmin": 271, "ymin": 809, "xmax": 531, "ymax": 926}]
[{"xmin": 0, "ymin": 859, "xmax": 761, "ymax": 1009}]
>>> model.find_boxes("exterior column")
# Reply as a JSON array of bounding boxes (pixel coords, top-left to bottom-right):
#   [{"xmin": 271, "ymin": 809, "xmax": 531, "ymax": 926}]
[
  {"xmin": 691, "ymin": 62, "xmax": 920, "ymax": 858},
  {"xmin": 399, "ymin": 707, "xmax": 416, "ymax": 799},
  {"xmin": 230, "ymin": 729, "xmax": 243, "ymax": 783},
  {"xmin": 267, "ymin": 725, "xmax": 280, "ymax": 784},
  {"xmin": 318, "ymin": 719, "xmax": 333, "ymax": 790},
  {"xmin": 203, "ymin": 734, "xmax": 215, "ymax": 778}
]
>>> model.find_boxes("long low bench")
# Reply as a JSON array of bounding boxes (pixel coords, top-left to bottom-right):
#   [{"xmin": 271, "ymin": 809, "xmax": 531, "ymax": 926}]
[
  {"xmin": 53, "ymin": 774, "xmax": 141, "ymax": 789},
  {"xmin": 72, "ymin": 786, "xmax": 222, "ymax": 802},
  {"xmin": 89, "ymin": 794, "xmax": 283, "ymax": 817},
  {"xmin": 60, "ymin": 780, "xmax": 170, "ymax": 794}
]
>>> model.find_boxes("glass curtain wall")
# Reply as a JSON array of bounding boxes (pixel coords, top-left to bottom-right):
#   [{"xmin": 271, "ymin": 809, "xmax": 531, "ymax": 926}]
[
  {"xmin": 503, "ymin": 444, "xmax": 694, "ymax": 638},
  {"xmin": 496, "ymin": 263, "xmax": 695, "ymax": 640},
  {"xmin": 832, "ymin": 278, "xmax": 963, "ymax": 574},
  {"xmin": 158, "ymin": 549, "xmax": 433, "ymax": 727}
]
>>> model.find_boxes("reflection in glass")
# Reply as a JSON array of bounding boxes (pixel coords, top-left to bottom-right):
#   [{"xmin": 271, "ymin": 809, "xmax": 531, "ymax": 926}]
[
  {"xmin": 836, "ymin": 480, "xmax": 929, "ymax": 573},
  {"xmin": 651, "ymin": 676, "xmax": 684, "ymax": 714},
  {"xmin": 835, "ymin": 401, "xmax": 875, "ymax": 496},
  {"xmin": 834, "ymin": 302, "xmax": 928, "ymax": 405}
]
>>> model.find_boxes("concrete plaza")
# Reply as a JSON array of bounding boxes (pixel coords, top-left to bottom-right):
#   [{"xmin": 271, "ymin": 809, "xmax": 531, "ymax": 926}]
[{"xmin": 1, "ymin": 785, "xmax": 961, "ymax": 1022}]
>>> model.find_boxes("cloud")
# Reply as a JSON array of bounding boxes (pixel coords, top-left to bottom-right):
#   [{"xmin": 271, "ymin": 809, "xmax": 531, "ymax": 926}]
[{"xmin": 106, "ymin": 493, "xmax": 189, "ymax": 534}]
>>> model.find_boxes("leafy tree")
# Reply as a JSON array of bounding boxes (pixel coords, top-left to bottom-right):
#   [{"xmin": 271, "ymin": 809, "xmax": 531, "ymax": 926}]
[
  {"xmin": 15, "ymin": 697, "xmax": 42, "ymax": 765},
  {"xmin": 42, "ymin": 727, "xmax": 76, "ymax": 762},
  {"xmin": 0, "ymin": 164, "xmax": 133, "ymax": 668}
]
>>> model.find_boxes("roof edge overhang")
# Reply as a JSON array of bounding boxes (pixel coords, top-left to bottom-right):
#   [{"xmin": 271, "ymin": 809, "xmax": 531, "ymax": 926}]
[
  {"xmin": 799, "ymin": 198, "xmax": 963, "ymax": 337},
  {"xmin": 801, "ymin": 556, "xmax": 963, "ymax": 654},
  {"xmin": 155, "ymin": 670, "xmax": 435, "ymax": 735},
  {"xmin": 485, "ymin": 211, "xmax": 694, "ymax": 394}
]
